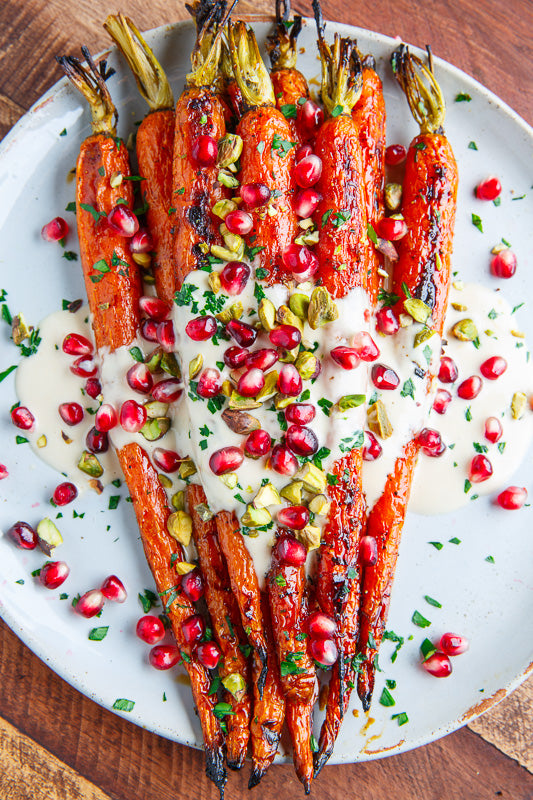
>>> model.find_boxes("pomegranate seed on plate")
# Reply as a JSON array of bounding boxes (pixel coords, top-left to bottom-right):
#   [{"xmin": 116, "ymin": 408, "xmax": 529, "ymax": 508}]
[
  {"xmin": 277, "ymin": 364, "xmax": 302, "ymax": 396},
  {"xmin": 95, "ymin": 403, "xmax": 118, "ymax": 432},
  {"xmin": 85, "ymin": 378, "xmax": 102, "ymax": 399},
  {"xmin": 371, "ymin": 363, "xmax": 400, "ymax": 390},
  {"xmin": 484, "ymin": 416, "xmax": 503, "ymax": 443},
  {"xmin": 417, "ymin": 428, "xmax": 446, "ymax": 457},
  {"xmin": 224, "ymin": 345, "xmax": 248, "ymax": 368},
  {"xmin": 86, "ymin": 426, "xmax": 109, "ymax": 454},
  {"xmin": 496, "ymin": 486, "xmax": 527, "ymax": 510},
  {"xmin": 101, "ymin": 575, "xmax": 127, "ymax": 603},
  {"xmin": 275, "ymin": 536, "xmax": 307, "ymax": 566},
  {"xmin": 70, "ymin": 356, "xmax": 97, "ymax": 378},
  {"xmin": 438, "ymin": 356, "xmax": 458, "ymax": 383},
  {"xmin": 300, "ymin": 99, "xmax": 324, "ymax": 133},
  {"xmin": 286, "ymin": 424, "xmax": 318, "ymax": 456},
  {"xmin": 422, "ymin": 651, "xmax": 452, "ymax": 677},
  {"xmin": 11, "ymin": 406, "xmax": 35, "ymax": 430},
  {"xmin": 376, "ymin": 307, "xmax": 399, "ymax": 335},
  {"xmin": 130, "ymin": 228, "xmax": 153, "ymax": 253},
  {"xmin": 210, "ymin": 446, "xmax": 243, "ymax": 475},
  {"xmin": 475, "ymin": 176, "xmax": 501, "ymax": 201},
  {"xmin": 359, "ymin": 535, "xmax": 378, "ymax": 565},
  {"xmin": 156, "ymin": 320, "xmax": 175, "ymax": 352},
  {"xmin": 127, "ymin": 363, "xmax": 153, "ymax": 394},
  {"xmin": 0, "ymin": 464, "xmax": 8, "ymax": 480},
  {"xmin": 310, "ymin": 637, "xmax": 338, "ymax": 667},
  {"xmin": 7, "ymin": 521, "xmax": 38, "ymax": 550},
  {"xmin": 246, "ymin": 348, "xmax": 278, "ymax": 371},
  {"xmin": 139, "ymin": 296, "xmax": 171, "ymax": 321},
  {"xmin": 433, "ymin": 388, "xmax": 452, "ymax": 415},
  {"xmin": 220, "ymin": 261, "xmax": 251, "ymax": 295},
  {"xmin": 181, "ymin": 614, "xmax": 205, "ymax": 644},
  {"xmin": 136, "ymin": 615, "xmax": 165, "ymax": 644},
  {"xmin": 490, "ymin": 248, "xmax": 516, "ymax": 278},
  {"xmin": 226, "ymin": 319, "xmax": 257, "ymax": 347},
  {"xmin": 307, "ymin": 611, "xmax": 336, "ymax": 639},
  {"xmin": 196, "ymin": 641, "xmax": 221, "ymax": 669},
  {"xmin": 185, "ymin": 315, "xmax": 217, "ymax": 341},
  {"xmin": 107, "ymin": 205, "xmax": 139, "ymax": 237},
  {"xmin": 281, "ymin": 243, "xmax": 318, "ymax": 279},
  {"xmin": 62, "ymin": 332, "xmax": 93, "ymax": 356},
  {"xmin": 270, "ymin": 444, "xmax": 298, "ymax": 476},
  {"xmin": 224, "ymin": 210, "xmax": 253, "ymax": 235},
  {"xmin": 59, "ymin": 402, "xmax": 84, "ymax": 426},
  {"xmin": 238, "ymin": 367, "xmax": 264, "ymax": 398},
  {"xmin": 351, "ymin": 331, "xmax": 380, "ymax": 361},
  {"xmin": 293, "ymin": 188, "xmax": 321, "ymax": 218},
  {"xmin": 269, "ymin": 324, "xmax": 301, "ymax": 349},
  {"xmin": 294, "ymin": 154, "xmax": 322, "ymax": 188},
  {"xmin": 480, "ymin": 355, "xmax": 507, "ymax": 380},
  {"xmin": 39, "ymin": 561, "xmax": 70, "ymax": 589},
  {"xmin": 197, "ymin": 368, "xmax": 222, "ymax": 398},
  {"xmin": 439, "ymin": 632, "xmax": 469, "ymax": 656},
  {"xmin": 331, "ymin": 346, "xmax": 360, "ymax": 370},
  {"xmin": 149, "ymin": 644, "xmax": 181, "ymax": 670},
  {"xmin": 244, "ymin": 429, "xmax": 271, "ymax": 458},
  {"xmin": 363, "ymin": 431, "xmax": 382, "ymax": 461},
  {"xmin": 240, "ymin": 182, "xmax": 271, "ymax": 208},
  {"xmin": 285, "ymin": 403, "xmax": 315, "ymax": 425},
  {"xmin": 181, "ymin": 569, "xmax": 204, "ymax": 602},
  {"xmin": 41, "ymin": 216, "xmax": 69, "ymax": 242},
  {"xmin": 153, "ymin": 448, "xmax": 181, "ymax": 473},
  {"xmin": 469, "ymin": 454, "xmax": 493, "ymax": 483},
  {"xmin": 53, "ymin": 481, "xmax": 78, "ymax": 506},
  {"xmin": 457, "ymin": 375, "xmax": 482, "ymax": 400},
  {"xmin": 152, "ymin": 379, "xmax": 182, "ymax": 403},
  {"xmin": 376, "ymin": 216, "xmax": 408, "ymax": 241},
  {"xmin": 120, "ymin": 399, "xmax": 147, "ymax": 432},
  {"xmin": 191, "ymin": 134, "xmax": 218, "ymax": 166},
  {"xmin": 295, "ymin": 143, "xmax": 313, "ymax": 162},
  {"xmin": 385, "ymin": 143, "xmax": 407, "ymax": 165},
  {"xmin": 76, "ymin": 589, "xmax": 105, "ymax": 618},
  {"xmin": 278, "ymin": 505, "xmax": 309, "ymax": 530}
]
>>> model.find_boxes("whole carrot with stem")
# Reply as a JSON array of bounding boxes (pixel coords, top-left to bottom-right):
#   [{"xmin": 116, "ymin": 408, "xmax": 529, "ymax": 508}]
[{"xmin": 357, "ymin": 44, "xmax": 458, "ymax": 711}]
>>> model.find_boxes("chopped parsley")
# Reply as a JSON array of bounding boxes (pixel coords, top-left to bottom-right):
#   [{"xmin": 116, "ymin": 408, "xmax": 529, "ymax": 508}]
[
  {"xmin": 400, "ymin": 378, "xmax": 415, "ymax": 399},
  {"xmin": 89, "ymin": 626, "xmax": 109, "ymax": 641},
  {"xmin": 455, "ymin": 93, "xmax": 472, "ymax": 102},
  {"xmin": 424, "ymin": 595, "xmax": 442, "ymax": 609},
  {"xmin": 113, "ymin": 698, "xmax": 135, "ymax": 712},
  {"xmin": 379, "ymin": 687, "xmax": 395, "ymax": 707},
  {"xmin": 471, "ymin": 213, "xmax": 483, "ymax": 233},
  {"xmin": 411, "ymin": 610, "xmax": 431, "ymax": 628},
  {"xmin": 377, "ymin": 288, "xmax": 399, "ymax": 308}
]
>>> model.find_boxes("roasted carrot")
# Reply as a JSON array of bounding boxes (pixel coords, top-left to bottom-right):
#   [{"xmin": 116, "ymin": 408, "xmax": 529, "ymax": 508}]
[
  {"xmin": 357, "ymin": 45, "xmax": 458, "ymax": 711},
  {"xmin": 57, "ymin": 49, "xmax": 227, "ymax": 796}
]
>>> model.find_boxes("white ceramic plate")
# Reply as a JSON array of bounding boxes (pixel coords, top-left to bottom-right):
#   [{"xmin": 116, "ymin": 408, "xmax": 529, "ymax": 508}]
[{"xmin": 0, "ymin": 18, "xmax": 532, "ymax": 765}]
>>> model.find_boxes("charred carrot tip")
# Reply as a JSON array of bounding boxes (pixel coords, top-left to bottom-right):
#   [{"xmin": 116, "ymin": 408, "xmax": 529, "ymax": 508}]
[
  {"xmin": 205, "ymin": 744, "xmax": 227, "ymax": 798},
  {"xmin": 248, "ymin": 765, "xmax": 266, "ymax": 790}
]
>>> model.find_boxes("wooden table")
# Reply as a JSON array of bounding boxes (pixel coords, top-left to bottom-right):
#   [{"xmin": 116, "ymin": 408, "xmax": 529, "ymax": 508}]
[{"xmin": 1, "ymin": 1, "xmax": 532, "ymax": 798}]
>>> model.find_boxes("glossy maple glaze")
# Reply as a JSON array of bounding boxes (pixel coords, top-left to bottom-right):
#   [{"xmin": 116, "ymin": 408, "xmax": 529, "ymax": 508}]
[{"xmin": 271, "ymin": 67, "xmax": 310, "ymax": 143}]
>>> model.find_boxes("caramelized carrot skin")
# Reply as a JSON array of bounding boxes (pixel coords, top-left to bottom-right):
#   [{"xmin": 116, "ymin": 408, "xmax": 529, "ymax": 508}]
[
  {"xmin": 136, "ymin": 109, "xmax": 176, "ymax": 306},
  {"xmin": 237, "ymin": 107, "xmax": 298, "ymax": 283},
  {"xmin": 271, "ymin": 68, "xmax": 310, "ymax": 143},
  {"xmin": 313, "ymin": 115, "xmax": 370, "ymax": 299},
  {"xmin": 76, "ymin": 135, "xmax": 141, "ymax": 351}
]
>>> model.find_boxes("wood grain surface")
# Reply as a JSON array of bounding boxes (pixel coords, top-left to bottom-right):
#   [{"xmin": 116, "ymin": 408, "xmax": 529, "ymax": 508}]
[{"xmin": 1, "ymin": 0, "xmax": 533, "ymax": 798}]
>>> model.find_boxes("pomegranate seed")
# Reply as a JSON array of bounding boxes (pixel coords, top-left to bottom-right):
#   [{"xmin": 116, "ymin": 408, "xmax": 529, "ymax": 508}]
[
  {"xmin": 422, "ymin": 652, "xmax": 452, "ymax": 677},
  {"xmin": 376, "ymin": 307, "xmax": 399, "ymax": 335},
  {"xmin": 39, "ymin": 561, "xmax": 70, "ymax": 589},
  {"xmin": 286, "ymin": 424, "xmax": 318, "ymax": 457},
  {"xmin": 139, "ymin": 296, "xmax": 171, "ymax": 321},
  {"xmin": 136, "ymin": 615, "xmax": 165, "ymax": 644},
  {"xmin": 0, "ymin": 464, "xmax": 7, "ymax": 480},
  {"xmin": 385, "ymin": 143, "xmax": 407, "ymax": 165},
  {"xmin": 53, "ymin": 481, "xmax": 78, "ymax": 506},
  {"xmin": 371, "ymin": 364, "xmax": 400, "ymax": 390},
  {"xmin": 196, "ymin": 641, "xmax": 221, "ymax": 669},
  {"xmin": 220, "ymin": 261, "xmax": 251, "ymax": 296},
  {"xmin": 210, "ymin": 446, "xmax": 243, "ymax": 475},
  {"xmin": 95, "ymin": 404, "xmax": 118, "ymax": 432},
  {"xmin": 269, "ymin": 325, "xmax": 301, "ymax": 349},
  {"xmin": 120, "ymin": 400, "xmax": 147, "ymax": 433},
  {"xmin": 285, "ymin": 403, "xmax": 315, "ymax": 426},
  {"xmin": 58, "ymin": 402, "xmax": 84, "ymax": 426},
  {"xmin": 227, "ymin": 319, "xmax": 257, "ymax": 348},
  {"xmin": 376, "ymin": 216, "xmax": 408, "ymax": 241},
  {"xmin": 182, "ymin": 614, "xmax": 205, "ymax": 644},
  {"xmin": 85, "ymin": 378, "xmax": 102, "ymax": 399},
  {"xmin": 484, "ymin": 416, "xmax": 503, "ymax": 443},
  {"xmin": 439, "ymin": 632, "xmax": 469, "ymax": 656},
  {"xmin": 197, "ymin": 368, "xmax": 222, "ymax": 399},
  {"xmin": 86, "ymin": 426, "xmax": 109, "ymax": 454},
  {"xmin": 469, "ymin": 454, "xmax": 493, "ymax": 483},
  {"xmin": 7, "ymin": 521, "xmax": 38, "ymax": 550},
  {"xmin": 11, "ymin": 406, "xmax": 35, "ymax": 430},
  {"xmin": 490, "ymin": 249, "xmax": 516, "ymax": 279},
  {"xmin": 496, "ymin": 486, "xmax": 527, "ymax": 510},
  {"xmin": 149, "ymin": 644, "xmax": 181, "ymax": 670},
  {"xmin": 294, "ymin": 154, "xmax": 322, "ymax": 188},
  {"xmin": 141, "ymin": 319, "xmax": 158, "ymax": 342},
  {"xmin": 293, "ymin": 188, "xmax": 322, "ymax": 218},
  {"xmin": 152, "ymin": 378, "xmax": 182, "ymax": 403},
  {"xmin": 245, "ymin": 428, "xmax": 271, "ymax": 458},
  {"xmin": 191, "ymin": 134, "xmax": 218, "ymax": 166},
  {"xmin": 41, "ymin": 216, "xmax": 69, "ymax": 242},
  {"xmin": 480, "ymin": 356, "xmax": 507, "ymax": 380},
  {"xmin": 351, "ymin": 331, "xmax": 380, "ymax": 361},
  {"xmin": 360, "ymin": 535, "xmax": 378, "ymax": 565},
  {"xmin": 270, "ymin": 444, "xmax": 298, "ymax": 476},
  {"xmin": 278, "ymin": 505, "xmax": 309, "ymax": 530},
  {"xmin": 225, "ymin": 210, "xmax": 253, "ymax": 235},
  {"xmin": 127, "ymin": 363, "xmax": 153, "ymax": 395},
  {"xmin": 433, "ymin": 388, "xmax": 452, "ymax": 415},
  {"xmin": 240, "ymin": 182, "xmax": 271, "ymax": 208},
  {"xmin": 62, "ymin": 332, "xmax": 93, "ymax": 356},
  {"xmin": 156, "ymin": 320, "xmax": 175, "ymax": 352},
  {"xmin": 153, "ymin": 448, "xmax": 181, "ymax": 473},
  {"xmin": 310, "ymin": 638, "xmax": 338, "ymax": 667},
  {"xmin": 107, "ymin": 205, "xmax": 139, "ymax": 237},
  {"xmin": 224, "ymin": 345, "xmax": 249, "ymax": 368},
  {"xmin": 275, "ymin": 536, "xmax": 307, "ymax": 566},
  {"xmin": 277, "ymin": 364, "xmax": 302, "ymax": 397},
  {"xmin": 185, "ymin": 316, "xmax": 217, "ymax": 342},
  {"xmin": 457, "ymin": 375, "xmax": 483, "ymax": 400},
  {"xmin": 246, "ymin": 348, "xmax": 278, "ymax": 371},
  {"xmin": 295, "ymin": 144, "xmax": 313, "ymax": 162},
  {"xmin": 181, "ymin": 569, "xmax": 204, "ymax": 602},
  {"xmin": 363, "ymin": 431, "xmax": 382, "ymax": 461},
  {"xmin": 101, "ymin": 575, "xmax": 127, "ymax": 603},
  {"xmin": 281, "ymin": 243, "xmax": 319, "ymax": 279},
  {"xmin": 300, "ymin": 99, "xmax": 324, "ymax": 133},
  {"xmin": 76, "ymin": 589, "xmax": 105, "ymax": 618},
  {"xmin": 307, "ymin": 612, "xmax": 336, "ymax": 639},
  {"xmin": 331, "ymin": 346, "xmax": 360, "ymax": 370},
  {"xmin": 475, "ymin": 176, "xmax": 502, "ymax": 201},
  {"xmin": 130, "ymin": 228, "xmax": 153, "ymax": 254},
  {"xmin": 438, "ymin": 356, "xmax": 459, "ymax": 383},
  {"xmin": 417, "ymin": 428, "xmax": 445, "ymax": 457},
  {"xmin": 70, "ymin": 356, "xmax": 97, "ymax": 378}
]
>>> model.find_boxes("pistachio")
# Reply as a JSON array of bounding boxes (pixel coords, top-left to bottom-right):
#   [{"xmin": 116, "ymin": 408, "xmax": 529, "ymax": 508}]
[
  {"xmin": 452, "ymin": 280, "xmax": 464, "ymax": 290},
  {"xmin": 491, "ymin": 243, "xmax": 507, "ymax": 255},
  {"xmin": 296, "ymin": 525, "xmax": 321, "ymax": 551},
  {"xmin": 222, "ymin": 672, "xmax": 246, "ymax": 701},
  {"xmin": 367, "ymin": 400, "xmax": 393, "ymax": 439},
  {"xmin": 77, "ymin": 450, "xmax": 104, "ymax": 478},
  {"xmin": 189, "ymin": 354, "xmax": 203, "ymax": 380},
  {"xmin": 280, "ymin": 481, "xmax": 303, "ymax": 505},
  {"xmin": 221, "ymin": 408, "xmax": 261, "ymax": 435},
  {"xmin": 295, "ymin": 351, "xmax": 319, "ymax": 381},
  {"xmin": 414, "ymin": 327, "xmax": 436, "ymax": 348},
  {"xmin": 217, "ymin": 133, "xmax": 243, "ymax": 168},
  {"xmin": 174, "ymin": 561, "xmax": 196, "ymax": 575},
  {"xmin": 198, "ymin": 242, "xmax": 210, "ymax": 255},
  {"xmin": 451, "ymin": 303, "xmax": 467, "ymax": 312},
  {"xmin": 274, "ymin": 393, "xmax": 295, "ymax": 409},
  {"xmin": 211, "ymin": 242, "xmax": 245, "ymax": 262},
  {"xmin": 277, "ymin": 347, "xmax": 298, "ymax": 363},
  {"xmin": 11, "ymin": 313, "xmax": 30, "ymax": 345},
  {"xmin": 229, "ymin": 302, "xmax": 243, "ymax": 320},
  {"xmin": 298, "ymin": 217, "xmax": 315, "ymax": 230},
  {"xmin": 295, "ymin": 229, "xmax": 320, "ymax": 246},
  {"xmin": 159, "ymin": 474, "xmax": 172, "ymax": 488},
  {"xmin": 222, "ymin": 229, "xmax": 244, "ymax": 253},
  {"xmin": 218, "ymin": 169, "xmax": 240, "ymax": 189},
  {"xmin": 37, "ymin": 434, "xmax": 47, "ymax": 448},
  {"xmin": 511, "ymin": 391, "xmax": 527, "ymax": 420},
  {"xmin": 89, "ymin": 479, "xmax": 104, "ymax": 494},
  {"xmin": 179, "ymin": 459, "xmax": 197, "ymax": 479},
  {"xmin": 399, "ymin": 313, "xmax": 413, "ymax": 327},
  {"xmin": 144, "ymin": 401, "xmax": 170, "ymax": 418},
  {"xmin": 435, "ymin": 253, "xmax": 443, "ymax": 271},
  {"xmin": 36, "ymin": 518, "xmax": 63, "ymax": 556},
  {"xmin": 289, "ymin": 293, "xmax": 310, "ymax": 320},
  {"xmin": 109, "ymin": 170, "xmax": 123, "ymax": 187},
  {"xmin": 385, "ymin": 182, "xmax": 402, "ymax": 212},
  {"xmin": 140, "ymin": 417, "xmax": 171, "ymax": 441},
  {"xmin": 229, "ymin": 391, "xmax": 262, "ymax": 410},
  {"xmin": 212, "ymin": 199, "xmax": 238, "ymax": 219},
  {"xmin": 160, "ymin": 352, "xmax": 181, "ymax": 377},
  {"xmin": 258, "ymin": 298, "xmax": 276, "ymax": 331},
  {"xmin": 253, "ymin": 482, "xmax": 282, "ymax": 508},
  {"xmin": 295, "ymin": 462, "xmax": 327, "ymax": 494},
  {"xmin": 145, "ymin": 348, "xmax": 163, "ymax": 373},
  {"xmin": 338, "ymin": 394, "xmax": 365, "ymax": 412},
  {"xmin": 132, "ymin": 252, "xmax": 151, "ymax": 268},
  {"xmin": 221, "ymin": 380, "xmax": 233, "ymax": 397},
  {"xmin": 220, "ymin": 472, "xmax": 238, "ymax": 489},
  {"xmin": 511, "ymin": 329, "xmax": 525, "ymax": 338},
  {"xmin": 241, "ymin": 505, "xmax": 272, "ymax": 527},
  {"xmin": 255, "ymin": 371, "xmax": 279, "ymax": 403},
  {"xmin": 216, "ymin": 309, "xmax": 232, "ymax": 324},
  {"xmin": 277, "ymin": 305, "xmax": 304, "ymax": 333},
  {"xmin": 308, "ymin": 287, "xmax": 339, "ymax": 329},
  {"xmin": 208, "ymin": 271, "xmax": 221, "ymax": 293},
  {"xmin": 404, "ymin": 298, "xmax": 432, "ymax": 324},
  {"xmin": 171, "ymin": 490, "xmax": 185, "ymax": 511},
  {"xmin": 452, "ymin": 318, "xmax": 478, "ymax": 342},
  {"xmin": 308, "ymin": 494, "xmax": 331, "ymax": 516},
  {"xmin": 195, "ymin": 502, "xmax": 214, "ymax": 521},
  {"xmin": 167, "ymin": 511, "xmax": 192, "ymax": 546}
]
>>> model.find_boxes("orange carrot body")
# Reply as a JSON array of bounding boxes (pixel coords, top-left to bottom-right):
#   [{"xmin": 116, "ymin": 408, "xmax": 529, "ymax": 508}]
[{"xmin": 271, "ymin": 68, "xmax": 309, "ymax": 143}]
